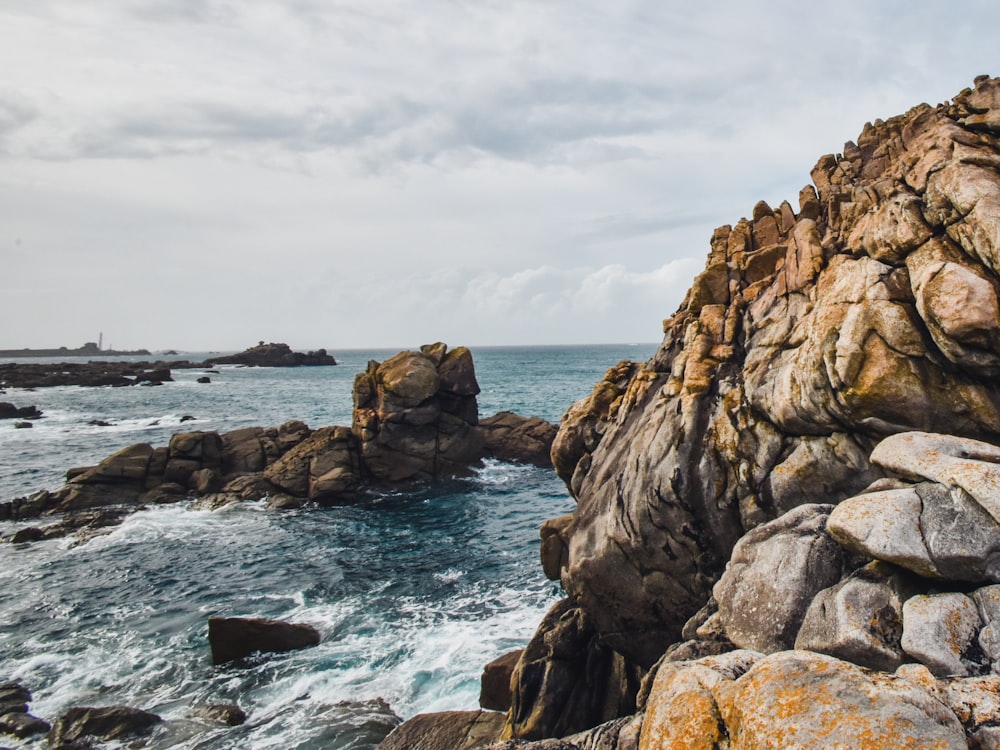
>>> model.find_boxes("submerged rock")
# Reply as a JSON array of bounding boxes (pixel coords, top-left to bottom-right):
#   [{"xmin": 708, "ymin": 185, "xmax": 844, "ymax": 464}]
[{"xmin": 48, "ymin": 706, "xmax": 162, "ymax": 747}]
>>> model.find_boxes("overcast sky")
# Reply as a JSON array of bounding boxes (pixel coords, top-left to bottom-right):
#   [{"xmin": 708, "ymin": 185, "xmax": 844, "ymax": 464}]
[{"xmin": 0, "ymin": 1, "xmax": 996, "ymax": 351}]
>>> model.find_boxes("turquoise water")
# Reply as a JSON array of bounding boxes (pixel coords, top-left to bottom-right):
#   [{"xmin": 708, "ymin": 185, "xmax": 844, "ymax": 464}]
[{"xmin": 0, "ymin": 344, "xmax": 655, "ymax": 750}]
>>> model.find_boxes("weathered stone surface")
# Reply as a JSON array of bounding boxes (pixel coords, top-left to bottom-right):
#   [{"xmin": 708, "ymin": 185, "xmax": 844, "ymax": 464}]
[
  {"xmin": 871, "ymin": 431, "xmax": 1000, "ymax": 525},
  {"xmin": 480, "ymin": 649, "xmax": 522, "ymax": 712},
  {"xmin": 482, "ymin": 715, "xmax": 642, "ymax": 750},
  {"xmin": 375, "ymin": 709, "xmax": 505, "ymax": 750},
  {"xmin": 502, "ymin": 599, "xmax": 642, "ymax": 741},
  {"xmin": 353, "ymin": 344, "xmax": 483, "ymax": 483},
  {"xmin": 719, "ymin": 651, "xmax": 967, "ymax": 748},
  {"xmin": 263, "ymin": 426, "xmax": 361, "ymax": 503},
  {"xmin": 479, "ymin": 411, "xmax": 558, "ymax": 467},
  {"xmin": 795, "ymin": 561, "xmax": 916, "ymax": 671},
  {"xmin": 48, "ymin": 706, "xmax": 162, "ymax": 746},
  {"xmin": 902, "ymin": 593, "xmax": 986, "ymax": 677},
  {"xmin": 545, "ymin": 77, "xmax": 1000, "ymax": 667},
  {"xmin": 713, "ymin": 504, "xmax": 847, "ymax": 653},
  {"xmin": 539, "ymin": 514, "xmax": 572, "ymax": 582},
  {"xmin": 638, "ymin": 650, "xmax": 760, "ymax": 750},
  {"xmin": 973, "ymin": 584, "xmax": 1000, "ymax": 670},
  {"xmin": 207, "ymin": 616, "xmax": 321, "ymax": 665},
  {"xmin": 0, "ymin": 712, "xmax": 49, "ymax": 739},
  {"xmin": 829, "ymin": 479, "xmax": 1000, "ymax": 582}
]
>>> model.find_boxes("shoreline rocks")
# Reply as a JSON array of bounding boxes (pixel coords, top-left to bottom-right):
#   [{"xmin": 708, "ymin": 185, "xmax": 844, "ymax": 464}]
[{"xmin": 1, "ymin": 344, "xmax": 558, "ymax": 536}]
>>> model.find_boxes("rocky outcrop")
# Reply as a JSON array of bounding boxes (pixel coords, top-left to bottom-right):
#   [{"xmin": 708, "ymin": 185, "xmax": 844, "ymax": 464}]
[
  {"xmin": 207, "ymin": 616, "xmax": 321, "ymax": 665},
  {"xmin": 479, "ymin": 412, "xmax": 558, "ymax": 467},
  {"xmin": 0, "ymin": 681, "xmax": 49, "ymax": 740},
  {"xmin": 480, "ymin": 649, "xmax": 522, "ymax": 712},
  {"xmin": 0, "ymin": 361, "xmax": 176, "ymax": 388},
  {"xmin": 545, "ymin": 75, "xmax": 1000, "ymax": 670},
  {"xmin": 204, "ymin": 341, "xmax": 336, "ymax": 367},
  {"xmin": 0, "ymin": 402, "xmax": 42, "ymax": 420},
  {"xmin": 353, "ymin": 344, "xmax": 484, "ymax": 482}
]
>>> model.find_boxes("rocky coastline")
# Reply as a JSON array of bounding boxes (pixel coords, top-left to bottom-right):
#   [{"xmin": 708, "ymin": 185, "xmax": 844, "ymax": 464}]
[
  {"xmin": 0, "ymin": 342, "xmax": 336, "ymax": 390},
  {"xmin": 373, "ymin": 75, "xmax": 1000, "ymax": 748}
]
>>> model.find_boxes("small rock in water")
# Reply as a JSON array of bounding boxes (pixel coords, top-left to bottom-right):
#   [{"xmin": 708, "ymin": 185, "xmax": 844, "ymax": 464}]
[
  {"xmin": 208, "ymin": 616, "xmax": 321, "ymax": 665},
  {"xmin": 48, "ymin": 706, "xmax": 161, "ymax": 746},
  {"xmin": 181, "ymin": 414, "xmax": 197, "ymax": 421},
  {"xmin": 13, "ymin": 421, "xmax": 31, "ymax": 429},
  {"xmin": 191, "ymin": 704, "xmax": 247, "ymax": 726},
  {"xmin": 87, "ymin": 419, "xmax": 113, "ymax": 427},
  {"xmin": 197, "ymin": 376, "xmax": 211, "ymax": 383},
  {"xmin": 0, "ymin": 712, "xmax": 50, "ymax": 739}
]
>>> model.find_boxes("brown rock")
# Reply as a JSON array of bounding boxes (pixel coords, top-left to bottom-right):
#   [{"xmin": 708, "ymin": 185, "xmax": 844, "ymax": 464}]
[
  {"xmin": 480, "ymin": 649, "xmax": 522, "ymax": 712},
  {"xmin": 376, "ymin": 710, "xmax": 505, "ymax": 750},
  {"xmin": 48, "ymin": 706, "xmax": 162, "ymax": 746},
  {"xmin": 207, "ymin": 616, "xmax": 321, "ymax": 665},
  {"xmin": 479, "ymin": 412, "xmax": 557, "ymax": 467}
]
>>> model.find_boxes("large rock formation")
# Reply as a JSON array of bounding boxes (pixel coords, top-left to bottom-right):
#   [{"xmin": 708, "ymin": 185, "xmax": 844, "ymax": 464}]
[
  {"xmin": 204, "ymin": 341, "xmax": 337, "ymax": 367},
  {"xmin": 549, "ymin": 74, "xmax": 1000, "ymax": 669}
]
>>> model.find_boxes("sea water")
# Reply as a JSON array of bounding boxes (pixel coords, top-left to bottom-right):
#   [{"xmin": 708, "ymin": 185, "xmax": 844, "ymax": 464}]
[{"xmin": 0, "ymin": 344, "xmax": 655, "ymax": 749}]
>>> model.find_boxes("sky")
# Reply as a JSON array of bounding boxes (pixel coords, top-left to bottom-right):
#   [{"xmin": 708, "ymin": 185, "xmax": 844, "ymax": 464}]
[{"xmin": 1, "ymin": 1, "xmax": 998, "ymax": 351}]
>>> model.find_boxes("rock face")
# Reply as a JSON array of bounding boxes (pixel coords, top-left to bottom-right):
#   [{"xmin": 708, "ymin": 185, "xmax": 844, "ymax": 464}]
[
  {"xmin": 353, "ymin": 344, "xmax": 484, "ymax": 482},
  {"xmin": 549, "ymin": 75, "xmax": 1000, "ymax": 669},
  {"xmin": 205, "ymin": 341, "xmax": 336, "ymax": 367},
  {"xmin": 479, "ymin": 412, "xmax": 558, "ymax": 467},
  {"xmin": 207, "ymin": 616, "xmax": 321, "ymax": 665}
]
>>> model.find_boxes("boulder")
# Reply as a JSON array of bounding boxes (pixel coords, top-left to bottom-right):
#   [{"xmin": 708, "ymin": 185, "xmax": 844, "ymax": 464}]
[
  {"xmin": 501, "ymin": 599, "xmax": 642, "ymax": 741},
  {"xmin": 480, "ymin": 649, "xmax": 522, "ymax": 712},
  {"xmin": 794, "ymin": 561, "xmax": 917, "ymax": 671},
  {"xmin": 353, "ymin": 344, "xmax": 484, "ymax": 483},
  {"xmin": 901, "ymin": 593, "xmax": 986, "ymax": 677},
  {"xmin": 48, "ymin": 706, "xmax": 162, "ymax": 746},
  {"xmin": 713, "ymin": 504, "xmax": 847, "ymax": 653},
  {"xmin": 0, "ymin": 712, "xmax": 49, "ymax": 739},
  {"xmin": 828, "ymin": 480, "xmax": 1000, "ymax": 582},
  {"xmin": 263, "ymin": 426, "xmax": 361, "ymax": 504},
  {"xmin": 478, "ymin": 412, "xmax": 558, "ymax": 467},
  {"xmin": 207, "ymin": 616, "xmax": 321, "ymax": 665},
  {"xmin": 0, "ymin": 402, "xmax": 42, "ymax": 420},
  {"xmin": 376, "ymin": 710, "xmax": 505, "ymax": 750}
]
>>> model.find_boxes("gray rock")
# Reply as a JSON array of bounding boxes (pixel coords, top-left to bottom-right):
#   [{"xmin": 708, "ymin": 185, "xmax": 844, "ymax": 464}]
[
  {"xmin": 713, "ymin": 504, "xmax": 847, "ymax": 653},
  {"xmin": 828, "ymin": 480, "xmax": 1000, "ymax": 582},
  {"xmin": 376, "ymin": 710, "xmax": 505, "ymax": 750},
  {"xmin": 902, "ymin": 593, "xmax": 985, "ymax": 677},
  {"xmin": 48, "ymin": 706, "xmax": 161, "ymax": 746},
  {"xmin": 795, "ymin": 562, "xmax": 915, "ymax": 671},
  {"xmin": 973, "ymin": 584, "xmax": 1000, "ymax": 671},
  {"xmin": 871, "ymin": 431, "xmax": 1000, "ymax": 525}
]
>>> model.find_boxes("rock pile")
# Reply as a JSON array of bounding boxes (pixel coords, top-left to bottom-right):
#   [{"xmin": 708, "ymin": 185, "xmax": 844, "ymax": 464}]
[
  {"xmin": 379, "ymin": 76, "xmax": 1000, "ymax": 748},
  {"xmin": 2, "ymin": 344, "xmax": 556, "ymax": 537}
]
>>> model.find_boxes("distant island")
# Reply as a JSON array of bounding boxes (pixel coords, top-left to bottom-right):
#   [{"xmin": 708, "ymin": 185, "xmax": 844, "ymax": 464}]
[
  {"xmin": 0, "ymin": 342, "xmax": 151, "ymax": 358},
  {"xmin": 204, "ymin": 341, "xmax": 336, "ymax": 367}
]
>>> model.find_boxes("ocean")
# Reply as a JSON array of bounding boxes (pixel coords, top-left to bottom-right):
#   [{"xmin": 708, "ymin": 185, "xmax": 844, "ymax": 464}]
[{"xmin": 0, "ymin": 344, "xmax": 656, "ymax": 750}]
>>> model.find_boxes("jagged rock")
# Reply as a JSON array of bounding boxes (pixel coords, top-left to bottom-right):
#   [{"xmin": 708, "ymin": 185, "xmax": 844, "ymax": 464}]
[
  {"xmin": 48, "ymin": 706, "xmax": 162, "ymax": 746},
  {"xmin": 539, "ymin": 515, "xmax": 572, "ymax": 582},
  {"xmin": 829, "ymin": 479, "xmax": 1000, "ymax": 582},
  {"xmin": 263, "ymin": 426, "xmax": 361, "ymax": 504},
  {"xmin": 0, "ymin": 712, "xmax": 49, "ymax": 739},
  {"xmin": 502, "ymin": 599, "xmax": 641, "ymax": 741},
  {"xmin": 478, "ymin": 412, "xmax": 557, "ymax": 467},
  {"xmin": 713, "ymin": 504, "xmax": 847, "ymax": 653},
  {"xmin": 0, "ymin": 361, "xmax": 177, "ymax": 388},
  {"xmin": 902, "ymin": 593, "xmax": 986, "ymax": 677},
  {"xmin": 480, "ymin": 649, "xmax": 522, "ymax": 712},
  {"xmin": 353, "ymin": 344, "xmax": 484, "ymax": 483},
  {"xmin": 375, "ymin": 710, "xmax": 505, "ymax": 750},
  {"xmin": 794, "ymin": 561, "xmax": 917, "ymax": 671},
  {"xmin": 207, "ymin": 616, "xmax": 321, "ymax": 665},
  {"xmin": 546, "ymin": 76, "xmax": 1000, "ymax": 667},
  {"xmin": 204, "ymin": 342, "xmax": 336, "ymax": 367}
]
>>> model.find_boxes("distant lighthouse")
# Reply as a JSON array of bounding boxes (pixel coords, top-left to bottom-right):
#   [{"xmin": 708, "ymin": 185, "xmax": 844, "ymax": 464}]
[{"xmin": 99, "ymin": 332, "xmax": 103, "ymax": 351}]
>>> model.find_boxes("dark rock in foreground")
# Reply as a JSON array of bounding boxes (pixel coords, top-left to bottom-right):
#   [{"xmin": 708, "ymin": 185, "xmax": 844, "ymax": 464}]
[
  {"xmin": 205, "ymin": 341, "xmax": 336, "ymax": 367},
  {"xmin": 208, "ymin": 616, "xmax": 321, "ymax": 665},
  {"xmin": 479, "ymin": 649, "xmax": 522, "ymax": 712}
]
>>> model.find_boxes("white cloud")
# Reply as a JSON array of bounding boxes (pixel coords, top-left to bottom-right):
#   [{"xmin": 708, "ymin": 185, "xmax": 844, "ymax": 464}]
[{"xmin": 0, "ymin": 0, "xmax": 999, "ymax": 349}]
